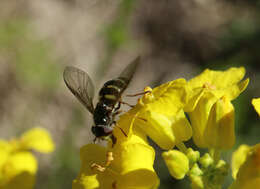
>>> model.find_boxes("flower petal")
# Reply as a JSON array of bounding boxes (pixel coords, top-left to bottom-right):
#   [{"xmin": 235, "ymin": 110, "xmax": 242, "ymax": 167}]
[
  {"xmin": 113, "ymin": 142, "xmax": 158, "ymax": 188},
  {"xmin": 136, "ymin": 109, "xmax": 192, "ymax": 150},
  {"xmin": 231, "ymin": 144, "xmax": 251, "ymax": 179},
  {"xmin": 252, "ymin": 98, "xmax": 260, "ymax": 116},
  {"xmin": 141, "ymin": 79, "xmax": 189, "ymax": 115},
  {"xmin": 131, "ymin": 79, "xmax": 192, "ymax": 150},
  {"xmin": 72, "ymin": 144, "xmax": 115, "ymax": 189},
  {"xmin": 113, "ymin": 103, "xmax": 147, "ymax": 144},
  {"xmin": 188, "ymin": 67, "xmax": 246, "ymax": 89},
  {"xmin": 0, "ymin": 140, "xmax": 11, "ymax": 169},
  {"xmin": 20, "ymin": 127, "xmax": 55, "ymax": 153},
  {"xmin": 223, "ymin": 79, "xmax": 249, "ymax": 101},
  {"xmin": 204, "ymin": 97, "xmax": 235, "ymax": 149},
  {"xmin": 1, "ymin": 152, "xmax": 37, "ymax": 189},
  {"xmin": 188, "ymin": 91, "xmax": 218, "ymax": 148},
  {"xmin": 73, "ymin": 142, "xmax": 159, "ymax": 189}
]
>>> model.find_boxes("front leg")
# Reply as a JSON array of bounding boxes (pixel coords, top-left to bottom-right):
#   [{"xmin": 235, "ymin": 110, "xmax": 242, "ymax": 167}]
[
  {"xmin": 112, "ymin": 121, "xmax": 127, "ymax": 137},
  {"xmin": 112, "ymin": 103, "xmax": 123, "ymax": 120},
  {"xmin": 114, "ymin": 101, "xmax": 121, "ymax": 111},
  {"xmin": 111, "ymin": 134, "xmax": 117, "ymax": 147}
]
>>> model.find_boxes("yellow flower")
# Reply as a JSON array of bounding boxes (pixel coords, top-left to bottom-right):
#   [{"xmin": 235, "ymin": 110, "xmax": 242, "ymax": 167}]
[
  {"xmin": 230, "ymin": 144, "xmax": 260, "ymax": 189},
  {"xmin": 124, "ymin": 79, "xmax": 193, "ymax": 150},
  {"xmin": 252, "ymin": 98, "xmax": 260, "ymax": 116},
  {"xmin": 185, "ymin": 67, "xmax": 249, "ymax": 148},
  {"xmin": 0, "ymin": 127, "xmax": 54, "ymax": 189},
  {"xmin": 72, "ymin": 116, "xmax": 159, "ymax": 189}
]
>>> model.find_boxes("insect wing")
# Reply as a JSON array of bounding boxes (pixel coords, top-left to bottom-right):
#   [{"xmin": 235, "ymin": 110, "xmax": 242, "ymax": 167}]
[
  {"xmin": 118, "ymin": 56, "xmax": 140, "ymax": 85},
  {"xmin": 63, "ymin": 66, "xmax": 95, "ymax": 114}
]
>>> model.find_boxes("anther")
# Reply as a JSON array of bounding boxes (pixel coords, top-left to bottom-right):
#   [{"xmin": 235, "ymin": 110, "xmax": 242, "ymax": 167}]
[
  {"xmin": 90, "ymin": 151, "xmax": 114, "ymax": 172},
  {"xmin": 105, "ymin": 151, "xmax": 114, "ymax": 166},
  {"xmin": 91, "ymin": 163, "xmax": 106, "ymax": 172},
  {"xmin": 203, "ymin": 82, "xmax": 216, "ymax": 90}
]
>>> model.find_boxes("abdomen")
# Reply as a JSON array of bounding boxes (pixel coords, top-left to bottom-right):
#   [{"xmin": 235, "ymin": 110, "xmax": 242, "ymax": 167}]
[{"xmin": 98, "ymin": 78, "xmax": 128, "ymax": 106}]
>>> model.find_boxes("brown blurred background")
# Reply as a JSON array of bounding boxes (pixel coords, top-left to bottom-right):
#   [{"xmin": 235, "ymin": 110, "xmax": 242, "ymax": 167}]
[{"xmin": 0, "ymin": 0, "xmax": 260, "ymax": 188}]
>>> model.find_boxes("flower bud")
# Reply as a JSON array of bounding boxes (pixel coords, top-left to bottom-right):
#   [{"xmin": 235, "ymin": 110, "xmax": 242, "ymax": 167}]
[
  {"xmin": 186, "ymin": 148, "xmax": 200, "ymax": 165},
  {"xmin": 189, "ymin": 164, "xmax": 203, "ymax": 189},
  {"xmin": 162, "ymin": 150, "xmax": 189, "ymax": 179},
  {"xmin": 199, "ymin": 153, "xmax": 213, "ymax": 168}
]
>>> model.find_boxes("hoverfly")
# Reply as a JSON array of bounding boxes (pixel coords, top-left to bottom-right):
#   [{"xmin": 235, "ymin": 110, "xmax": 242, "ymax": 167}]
[{"xmin": 63, "ymin": 57, "xmax": 140, "ymax": 145}]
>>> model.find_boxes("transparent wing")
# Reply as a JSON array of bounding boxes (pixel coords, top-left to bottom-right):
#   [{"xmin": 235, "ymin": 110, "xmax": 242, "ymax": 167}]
[
  {"xmin": 118, "ymin": 56, "xmax": 140, "ymax": 85},
  {"xmin": 63, "ymin": 66, "xmax": 95, "ymax": 114}
]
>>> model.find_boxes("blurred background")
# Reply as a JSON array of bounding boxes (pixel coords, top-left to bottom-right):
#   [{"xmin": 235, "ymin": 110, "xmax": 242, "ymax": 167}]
[{"xmin": 0, "ymin": 0, "xmax": 260, "ymax": 188}]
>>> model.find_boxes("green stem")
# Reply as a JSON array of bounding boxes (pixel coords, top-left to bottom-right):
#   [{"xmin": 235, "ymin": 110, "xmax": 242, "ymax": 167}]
[
  {"xmin": 176, "ymin": 142, "xmax": 188, "ymax": 153},
  {"xmin": 209, "ymin": 148, "xmax": 221, "ymax": 164}
]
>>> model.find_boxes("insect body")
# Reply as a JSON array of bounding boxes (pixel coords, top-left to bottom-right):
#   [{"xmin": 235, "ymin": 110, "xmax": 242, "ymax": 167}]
[{"xmin": 63, "ymin": 57, "xmax": 140, "ymax": 144}]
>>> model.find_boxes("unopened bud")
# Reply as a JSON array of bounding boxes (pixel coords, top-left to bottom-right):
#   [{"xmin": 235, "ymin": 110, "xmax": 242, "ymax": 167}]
[{"xmin": 162, "ymin": 150, "xmax": 189, "ymax": 179}]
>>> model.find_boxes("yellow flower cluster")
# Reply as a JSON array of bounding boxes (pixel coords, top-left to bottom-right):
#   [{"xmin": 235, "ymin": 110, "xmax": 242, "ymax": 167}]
[
  {"xmin": 0, "ymin": 127, "xmax": 54, "ymax": 189},
  {"xmin": 73, "ymin": 67, "xmax": 249, "ymax": 189}
]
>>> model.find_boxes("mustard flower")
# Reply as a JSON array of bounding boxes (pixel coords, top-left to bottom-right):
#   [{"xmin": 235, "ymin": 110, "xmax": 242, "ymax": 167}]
[
  {"xmin": 185, "ymin": 67, "xmax": 249, "ymax": 149},
  {"xmin": 230, "ymin": 144, "xmax": 260, "ymax": 189},
  {"xmin": 72, "ymin": 114, "xmax": 159, "ymax": 189},
  {"xmin": 125, "ymin": 79, "xmax": 193, "ymax": 150},
  {"xmin": 0, "ymin": 127, "xmax": 54, "ymax": 189}
]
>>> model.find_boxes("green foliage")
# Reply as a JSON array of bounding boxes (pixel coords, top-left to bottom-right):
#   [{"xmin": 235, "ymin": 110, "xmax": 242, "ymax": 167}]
[
  {"xmin": 104, "ymin": 0, "xmax": 136, "ymax": 52},
  {"xmin": 0, "ymin": 19, "xmax": 60, "ymax": 91},
  {"xmin": 97, "ymin": 0, "xmax": 137, "ymax": 77}
]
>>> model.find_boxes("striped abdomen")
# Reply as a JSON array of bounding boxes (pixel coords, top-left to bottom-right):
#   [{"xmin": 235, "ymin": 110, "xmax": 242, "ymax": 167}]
[{"xmin": 98, "ymin": 77, "xmax": 128, "ymax": 107}]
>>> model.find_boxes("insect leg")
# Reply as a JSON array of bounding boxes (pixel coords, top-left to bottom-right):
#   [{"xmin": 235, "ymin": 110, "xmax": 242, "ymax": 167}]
[
  {"xmin": 112, "ymin": 121, "xmax": 127, "ymax": 137},
  {"xmin": 136, "ymin": 117, "xmax": 147, "ymax": 122},
  {"xmin": 126, "ymin": 90, "xmax": 151, "ymax": 97},
  {"xmin": 114, "ymin": 101, "xmax": 121, "ymax": 111},
  {"xmin": 122, "ymin": 111, "xmax": 147, "ymax": 122},
  {"xmin": 111, "ymin": 134, "xmax": 117, "ymax": 147},
  {"xmin": 112, "ymin": 110, "xmax": 123, "ymax": 120},
  {"xmin": 112, "ymin": 181, "xmax": 117, "ymax": 189},
  {"xmin": 119, "ymin": 100, "xmax": 134, "ymax": 108}
]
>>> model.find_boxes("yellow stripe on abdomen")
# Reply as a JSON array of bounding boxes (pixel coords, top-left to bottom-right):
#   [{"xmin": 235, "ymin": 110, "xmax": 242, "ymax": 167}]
[{"xmin": 104, "ymin": 94, "xmax": 117, "ymax": 100}]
